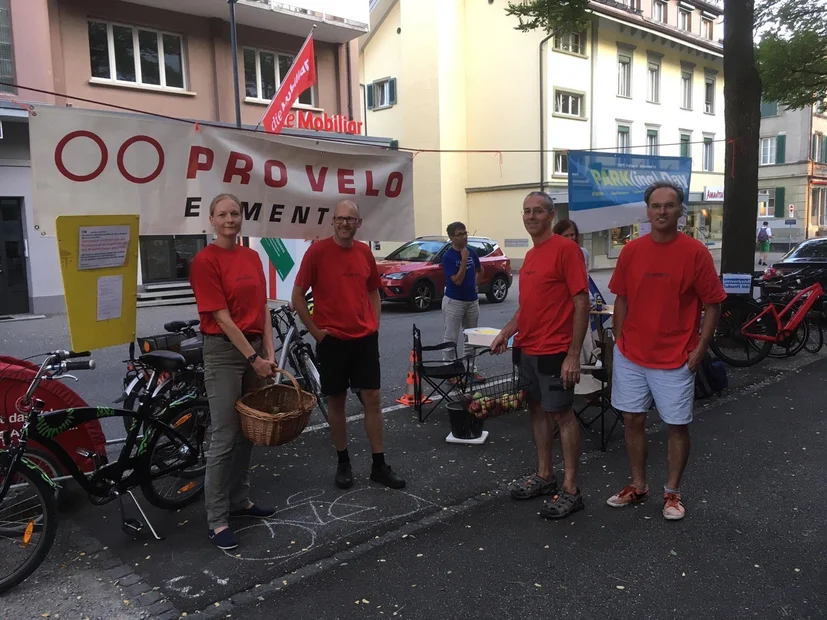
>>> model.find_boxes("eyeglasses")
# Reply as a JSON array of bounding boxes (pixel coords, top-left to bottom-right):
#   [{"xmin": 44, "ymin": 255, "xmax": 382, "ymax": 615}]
[
  {"xmin": 333, "ymin": 216, "xmax": 359, "ymax": 224},
  {"xmin": 452, "ymin": 231, "xmax": 468, "ymax": 237},
  {"xmin": 522, "ymin": 208, "xmax": 549, "ymax": 216}
]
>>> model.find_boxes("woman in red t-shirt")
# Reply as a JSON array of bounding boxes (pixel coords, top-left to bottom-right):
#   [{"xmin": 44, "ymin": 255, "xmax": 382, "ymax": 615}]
[{"xmin": 189, "ymin": 193, "xmax": 277, "ymax": 552}]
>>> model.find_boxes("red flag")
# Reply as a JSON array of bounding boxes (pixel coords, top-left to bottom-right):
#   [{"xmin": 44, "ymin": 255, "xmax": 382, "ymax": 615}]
[{"xmin": 260, "ymin": 30, "xmax": 316, "ymax": 135}]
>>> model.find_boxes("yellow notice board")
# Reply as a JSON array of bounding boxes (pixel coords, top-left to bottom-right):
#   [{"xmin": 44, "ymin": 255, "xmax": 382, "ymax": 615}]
[{"xmin": 56, "ymin": 215, "xmax": 139, "ymax": 352}]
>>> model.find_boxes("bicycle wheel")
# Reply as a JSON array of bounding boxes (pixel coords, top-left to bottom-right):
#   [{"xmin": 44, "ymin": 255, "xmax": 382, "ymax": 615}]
[
  {"xmin": 710, "ymin": 297, "xmax": 777, "ymax": 367},
  {"xmin": 805, "ymin": 317, "xmax": 824, "ymax": 353},
  {"xmin": 766, "ymin": 303, "xmax": 809, "ymax": 358},
  {"xmin": 0, "ymin": 457, "xmax": 58, "ymax": 594},
  {"xmin": 296, "ymin": 348, "xmax": 328, "ymax": 421},
  {"xmin": 139, "ymin": 398, "xmax": 210, "ymax": 511}
]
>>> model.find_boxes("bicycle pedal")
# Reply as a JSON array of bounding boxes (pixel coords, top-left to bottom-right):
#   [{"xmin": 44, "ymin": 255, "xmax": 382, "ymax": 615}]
[{"xmin": 122, "ymin": 517, "xmax": 144, "ymax": 536}]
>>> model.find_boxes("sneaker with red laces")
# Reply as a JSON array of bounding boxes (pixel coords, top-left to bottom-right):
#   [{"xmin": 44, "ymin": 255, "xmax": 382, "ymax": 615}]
[
  {"xmin": 606, "ymin": 484, "xmax": 649, "ymax": 508},
  {"xmin": 662, "ymin": 492, "xmax": 685, "ymax": 520}
]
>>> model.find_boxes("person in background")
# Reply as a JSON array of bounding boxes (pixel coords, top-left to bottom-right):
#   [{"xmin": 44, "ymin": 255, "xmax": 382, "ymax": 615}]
[
  {"xmin": 490, "ymin": 191, "xmax": 590, "ymax": 519},
  {"xmin": 607, "ymin": 181, "xmax": 725, "ymax": 521},
  {"xmin": 553, "ymin": 219, "xmax": 590, "ymax": 270},
  {"xmin": 292, "ymin": 200, "xmax": 406, "ymax": 491},
  {"xmin": 441, "ymin": 221, "xmax": 485, "ymax": 381},
  {"xmin": 189, "ymin": 193, "xmax": 277, "ymax": 551},
  {"xmin": 757, "ymin": 221, "xmax": 773, "ymax": 266}
]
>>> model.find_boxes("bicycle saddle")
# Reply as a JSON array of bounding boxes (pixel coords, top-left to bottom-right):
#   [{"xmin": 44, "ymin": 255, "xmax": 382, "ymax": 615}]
[
  {"xmin": 139, "ymin": 350, "xmax": 187, "ymax": 372},
  {"xmin": 164, "ymin": 319, "xmax": 200, "ymax": 332}
]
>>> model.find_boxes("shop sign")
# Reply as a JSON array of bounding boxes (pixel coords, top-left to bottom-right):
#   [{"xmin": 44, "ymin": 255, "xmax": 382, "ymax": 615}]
[
  {"xmin": 722, "ymin": 273, "xmax": 752, "ymax": 295},
  {"xmin": 703, "ymin": 186, "xmax": 724, "ymax": 202},
  {"xmin": 285, "ymin": 110, "xmax": 364, "ymax": 136}
]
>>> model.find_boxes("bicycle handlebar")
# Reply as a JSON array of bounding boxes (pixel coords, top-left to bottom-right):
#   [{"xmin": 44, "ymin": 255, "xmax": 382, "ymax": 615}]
[{"xmin": 21, "ymin": 353, "xmax": 97, "ymax": 407}]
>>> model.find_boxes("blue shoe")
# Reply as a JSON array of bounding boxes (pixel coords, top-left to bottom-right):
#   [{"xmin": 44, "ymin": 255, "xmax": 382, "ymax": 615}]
[
  {"xmin": 208, "ymin": 528, "xmax": 239, "ymax": 550},
  {"xmin": 229, "ymin": 504, "xmax": 276, "ymax": 519}
]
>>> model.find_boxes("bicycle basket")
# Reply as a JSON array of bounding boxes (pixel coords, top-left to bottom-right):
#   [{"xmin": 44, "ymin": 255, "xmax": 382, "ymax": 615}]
[
  {"xmin": 235, "ymin": 368, "xmax": 317, "ymax": 447},
  {"xmin": 457, "ymin": 367, "xmax": 530, "ymax": 420}
]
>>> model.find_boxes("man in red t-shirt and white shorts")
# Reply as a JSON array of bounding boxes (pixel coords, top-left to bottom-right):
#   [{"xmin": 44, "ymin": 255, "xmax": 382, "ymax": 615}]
[
  {"xmin": 491, "ymin": 191, "xmax": 590, "ymax": 520},
  {"xmin": 607, "ymin": 181, "xmax": 726, "ymax": 521},
  {"xmin": 292, "ymin": 200, "xmax": 405, "ymax": 491}
]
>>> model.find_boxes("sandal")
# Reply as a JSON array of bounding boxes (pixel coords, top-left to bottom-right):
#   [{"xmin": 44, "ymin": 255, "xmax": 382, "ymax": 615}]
[
  {"xmin": 509, "ymin": 473, "xmax": 558, "ymax": 500},
  {"xmin": 540, "ymin": 488, "xmax": 585, "ymax": 519}
]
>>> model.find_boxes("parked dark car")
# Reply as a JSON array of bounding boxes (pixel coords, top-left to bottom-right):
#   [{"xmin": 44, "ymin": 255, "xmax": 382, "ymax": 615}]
[
  {"xmin": 376, "ymin": 236, "xmax": 513, "ymax": 312},
  {"xmin": 760, "ymin": 237, "xmax": 827, "ymax": 296}
]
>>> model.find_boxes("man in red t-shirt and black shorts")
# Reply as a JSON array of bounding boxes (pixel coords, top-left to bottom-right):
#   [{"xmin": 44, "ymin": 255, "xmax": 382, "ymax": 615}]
[
  {"xmin": 292, "ymin": 200, "xmax": 405, "ymax": 491},
  {"xmin": 607, "ymin": 181, "xmax": 726, "ymax": 521},
  {"xmin": 491, "ymin": 191, "xmax": 590, "ymax": 520}
]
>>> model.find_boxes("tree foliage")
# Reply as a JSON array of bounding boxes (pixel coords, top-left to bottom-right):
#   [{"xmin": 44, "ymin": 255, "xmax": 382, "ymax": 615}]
[
  {"xmin": 757, "ymin": 0, "xmax": 827, "ymax": 109},
  {"xmin": 504, "ymin": 0, "xmax": 591, "ymax": 35}
]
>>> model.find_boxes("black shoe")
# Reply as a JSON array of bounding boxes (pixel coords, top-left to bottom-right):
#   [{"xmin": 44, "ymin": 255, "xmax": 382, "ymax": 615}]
[
  {"xmin": 335, "ymin": 462, "xmax": 354, "ymax": 489},
  {"xmin": 229, "ymin": 503, "xmax": 276, "ymax": 519},
  {"xmin": 370, "ymin": 463, "xmax": 406, "ymax": 489},
  {"xmin": 208, "ymin": 528, "xmax": 239, "ymax": 550}
]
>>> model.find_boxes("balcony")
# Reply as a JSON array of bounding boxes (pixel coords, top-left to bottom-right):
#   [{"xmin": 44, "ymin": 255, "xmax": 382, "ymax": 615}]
[{"xmin": 120, "ymin": 0, "xmax": 370, "ymax": 43}]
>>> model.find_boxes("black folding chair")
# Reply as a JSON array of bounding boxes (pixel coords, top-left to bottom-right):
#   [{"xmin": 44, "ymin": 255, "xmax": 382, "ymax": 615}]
[
  {"xmin": 412, "ymin": 324, "xmax": 467, "ymax": 422},
  {"xmin": 574, "ymin": 329, "xmax": 625, "ymax": 452}
]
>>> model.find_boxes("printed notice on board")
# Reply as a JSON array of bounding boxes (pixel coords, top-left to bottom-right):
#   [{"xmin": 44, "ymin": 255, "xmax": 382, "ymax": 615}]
[
  {"xmin": 96, "ymin": 275, "xmax": 123, "ymax": 321},
  {"xmin": 78, "ymin": 225, "xmax": 131, "ymax": 270}
]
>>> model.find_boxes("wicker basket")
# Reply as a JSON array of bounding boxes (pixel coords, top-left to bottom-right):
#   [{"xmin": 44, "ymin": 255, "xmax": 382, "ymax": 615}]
[{"xmin": 235, "ymin": 368, "xmax": 317, "ymax": 447}]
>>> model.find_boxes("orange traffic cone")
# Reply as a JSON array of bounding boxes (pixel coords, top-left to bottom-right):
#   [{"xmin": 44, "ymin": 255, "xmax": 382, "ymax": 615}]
[{"xmin": 396, "ymin": 350, "xmax": 430, "ymax": 406}]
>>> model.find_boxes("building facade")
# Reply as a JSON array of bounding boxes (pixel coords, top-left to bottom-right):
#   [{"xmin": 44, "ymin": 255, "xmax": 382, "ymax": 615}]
[
  {"xmin": 360, "ymin": 0, "xmax": 725, "ymax": 267},
  {"xmin": 757, "ymin": 101, "xmax": 827, "ymax": 249},
  {"xmin": 0, "ymin": 0, "xmax": 374, "ymax": 315}
]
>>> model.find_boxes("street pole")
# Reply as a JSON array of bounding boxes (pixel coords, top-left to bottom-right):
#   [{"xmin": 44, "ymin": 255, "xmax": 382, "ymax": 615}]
[{"xmin": 228, "ymin": 0, "xmax": 242, "ymax": 129}]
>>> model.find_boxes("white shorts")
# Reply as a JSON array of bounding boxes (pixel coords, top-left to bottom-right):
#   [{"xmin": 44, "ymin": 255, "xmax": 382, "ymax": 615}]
[{"xmin": 611, "ymin": 345, "xmax": 695, "ymax": 426}]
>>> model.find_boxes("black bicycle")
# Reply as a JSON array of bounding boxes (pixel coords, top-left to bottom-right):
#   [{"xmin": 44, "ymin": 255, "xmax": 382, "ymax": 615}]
[{"xmin": 0, "ymin": 348, "xmax": 210, "ymax": 594}]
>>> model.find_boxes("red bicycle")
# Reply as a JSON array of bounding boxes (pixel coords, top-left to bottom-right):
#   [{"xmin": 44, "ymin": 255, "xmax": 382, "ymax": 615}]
[{"xmin": 711, "ymin": 274, "xmax": 824, "ymax": 367}]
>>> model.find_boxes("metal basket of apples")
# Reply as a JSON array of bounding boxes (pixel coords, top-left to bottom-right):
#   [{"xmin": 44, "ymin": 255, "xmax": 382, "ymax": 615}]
[{"xmin": 458, "ymin": 373, "xmax": 530, "ymax": 420}]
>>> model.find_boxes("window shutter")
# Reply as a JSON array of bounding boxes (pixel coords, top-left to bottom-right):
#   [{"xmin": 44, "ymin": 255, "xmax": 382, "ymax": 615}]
[
  {"xmin": 814, "ymin": 137, "xmax": 819, "ymax": 161},
  {"xmin": 366, "ymin": 83, "xmax": 375, "ymax": 110},
  {"xmin": 822, "ymin": 139, "xmax": 827, "ymax": 164},
  {"xmin": 774, "ymin": 187, "xmax": 786, "ymax": 219},
  {"xmin": 776, "ymin": 134, "xmax": 786, "ymax": 164},
  {"xmin": 388, "ymin": 78, "xmax": 397, "ymax": 105}
]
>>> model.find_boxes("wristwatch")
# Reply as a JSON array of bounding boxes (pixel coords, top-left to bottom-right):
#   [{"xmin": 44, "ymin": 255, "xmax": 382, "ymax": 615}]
[{"xmin": 247, "ymin": 352, "xmax": 259, "ymax": 364}]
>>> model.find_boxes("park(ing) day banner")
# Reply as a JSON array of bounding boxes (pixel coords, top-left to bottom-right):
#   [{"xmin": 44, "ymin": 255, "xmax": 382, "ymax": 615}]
[
  {"xmin": 28, "ymin": 106, "xmax": 415, "ymax": 241},
  {"xmin": 566, "ymin": 150, "xmax": 692, "ymax": 233}
]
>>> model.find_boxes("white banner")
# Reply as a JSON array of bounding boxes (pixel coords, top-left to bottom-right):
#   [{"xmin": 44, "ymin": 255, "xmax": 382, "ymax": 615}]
[{"xmin": 29, "ymin": 106, "xmax": 414, "ymax": 240}]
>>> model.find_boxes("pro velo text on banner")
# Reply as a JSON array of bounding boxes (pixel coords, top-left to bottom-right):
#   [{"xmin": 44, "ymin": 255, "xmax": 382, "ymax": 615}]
[
  {"xmin": 29, "ymin": 106, "xmax": 414, "ymax": 241},
  {"xmin": 566, "ymin": 150, "xmax": 692, "ymax": 234}
]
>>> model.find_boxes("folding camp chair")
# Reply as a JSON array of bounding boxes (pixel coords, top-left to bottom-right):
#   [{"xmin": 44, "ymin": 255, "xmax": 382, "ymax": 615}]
[{"xmin": 412, "ymin": 324, "xmax": 467, "ymax": 422}]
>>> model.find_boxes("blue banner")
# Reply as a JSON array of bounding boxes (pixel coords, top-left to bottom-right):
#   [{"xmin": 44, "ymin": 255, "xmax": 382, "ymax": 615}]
[{"xmin": 565, "ymin": 151, "xmax": 692, "ymax": 233}]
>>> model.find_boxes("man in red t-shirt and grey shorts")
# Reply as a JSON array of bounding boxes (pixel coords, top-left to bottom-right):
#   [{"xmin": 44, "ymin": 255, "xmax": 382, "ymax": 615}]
[
  {"xmin": 293, "ymin": 200, "xmax": 405, "ymax": 491},
  {"xmin": 607, "ymin": 181, "xmax": 726, "ymax": 521},
  {"xmin": 491, "ymin": 191, "xmax": 591, "ymax": 520}
]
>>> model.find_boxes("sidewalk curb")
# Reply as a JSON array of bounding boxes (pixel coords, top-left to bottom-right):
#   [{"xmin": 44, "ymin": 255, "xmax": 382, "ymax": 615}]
[{"xmin": 188, "ymin": 350, "xmax": 827, "ymax": 619}]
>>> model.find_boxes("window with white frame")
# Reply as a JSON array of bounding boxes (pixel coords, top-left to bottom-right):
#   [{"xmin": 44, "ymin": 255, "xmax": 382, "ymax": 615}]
[
  {"xmin": 680, "ymin": 133, "xmax": 691, "ymax": 158},
  {"xmin": 702, "ymin": 18, "xmax": 714, "ymax": 40},
  {"xmin": 704, "ymin": 76, "xmax": 715, "ymax": 114},
  {"xmin": 813, "ymin": 133, "xmax": 826, "ymax": 163},
  {"xmin": 553, "ymin": 150, "xmax": 568, "ymax": 175},
  {"xmin": 703, "ymin": 136, "xmax": 714, "ymax": 171},
  {"xmin": 647, "ymin": 61, "xmax": 660, "ymax": 103},
  {"xmin": 87, "ymin": 20, "xmax": 185, "ymax": 89},
  {"xmin": 760, "ymin": 137, "xmax": 777, "ymax": 166},
  {"xmin": 618, "ymin": 53, "xmax": 632, "ymax": 97},
  {"xmin": 758, "ymin": 189, "xmax": 776, "ymax": 219},
  {"xmin": 812, "ymin": 188, "xmax": 827, "ymax": 227},
  {"xmin": 618, "ymin": 125, "xmax": 631, "ymax": 154},
  {"xmin": 652, "ymin": 0, "xmax": 667, "ymax": 23},
  {"xmin": 681, "ymin": 71, "xmax": 693, "ymax": 109},
  {"xmin": 554, "ymin": 90, "xmax": 583, "ymax": 117},
  {"xmin": 553, "ymin": 32, "xmax": 585, "ymax": 55},
  {"xmin": 679, "ymin": 9, "xmax": 691, "ymax": 31},
  {"xmin": 647, "ymin": 129, "xmax": 659, "ymax": 156},
  {"xmin": 243, "ymin": 47, "xmax": 314, "ymax": 106},
  {"xmin": 367, "ymin": 78, "xmax": 397, "ymax": 109}
]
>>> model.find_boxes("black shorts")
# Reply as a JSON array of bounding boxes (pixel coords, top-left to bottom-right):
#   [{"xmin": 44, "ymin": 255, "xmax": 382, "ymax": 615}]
[{"xmin": 316, "ymin": 332, "xmax": 381, "ymax": 396}]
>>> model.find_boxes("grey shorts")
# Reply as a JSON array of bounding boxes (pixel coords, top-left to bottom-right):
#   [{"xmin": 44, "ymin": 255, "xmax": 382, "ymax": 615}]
[{"xmin": 516, "ymin": 349, "xmax": 574, "ymax": 413}]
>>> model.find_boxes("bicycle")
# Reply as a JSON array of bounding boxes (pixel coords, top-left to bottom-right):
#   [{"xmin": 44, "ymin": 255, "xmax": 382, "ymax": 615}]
[
  {"xmin": 711, "ymin": 271, "xmax": 824, "ymax": 367},
  {"xmin": 0, "ymin": 348, "xmax": 210, "ymax": 594}
]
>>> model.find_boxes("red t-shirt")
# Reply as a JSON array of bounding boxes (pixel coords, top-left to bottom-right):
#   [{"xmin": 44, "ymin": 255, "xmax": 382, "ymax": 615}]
[
  {"xmin": 294, "ymin": 237, "xmax": 381, "ymax": 340},
  {"xmin": 189, "ymin": 244, "xmax": 267, "ymax": 336},
  {"xmin": 609, "ymin": 233, "xmax": 727, "ymax": 369},
  {"xmin": 515, "ymin": 235, "xmax": 589, "ymax": 356}
]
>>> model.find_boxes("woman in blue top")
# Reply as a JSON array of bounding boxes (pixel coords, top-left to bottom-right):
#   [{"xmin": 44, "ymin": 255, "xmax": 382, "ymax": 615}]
[{"xmin": 440, "ymin": 222, "xmax": 484, "ymax": 379}]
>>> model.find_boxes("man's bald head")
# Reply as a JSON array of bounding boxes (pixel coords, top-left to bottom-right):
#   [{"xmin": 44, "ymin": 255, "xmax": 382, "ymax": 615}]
[
  {"xmin": 332, "ymin": 200, "xmax": 362, "ymax": 246},
  {"xmin": 334, "ymin": 200, "xmax": 360, "ymax": 218}
]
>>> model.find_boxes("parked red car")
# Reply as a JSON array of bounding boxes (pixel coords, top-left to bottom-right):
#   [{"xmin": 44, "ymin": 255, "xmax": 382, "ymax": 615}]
[{"xmin": 376, "ymin": 236, "xmax": 513, "ymax": 312}]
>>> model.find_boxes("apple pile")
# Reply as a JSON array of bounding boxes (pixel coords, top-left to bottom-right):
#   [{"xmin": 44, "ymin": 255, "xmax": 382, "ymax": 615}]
[{"xmin": 461, "ymin": 389, "xmax": 528, "ymax": 419}]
